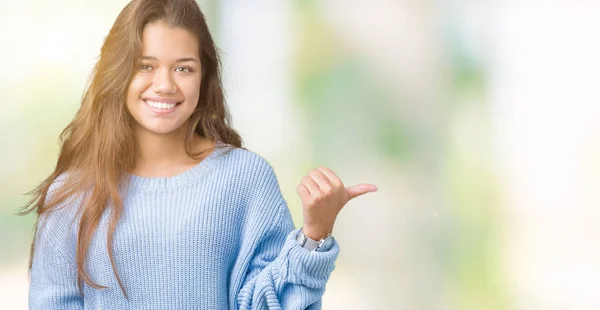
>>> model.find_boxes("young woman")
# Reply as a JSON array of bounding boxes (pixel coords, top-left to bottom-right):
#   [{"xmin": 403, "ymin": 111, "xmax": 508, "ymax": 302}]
[{"xmin": 24, "ymin": 0, "xmax": 377, "ymax": 309}]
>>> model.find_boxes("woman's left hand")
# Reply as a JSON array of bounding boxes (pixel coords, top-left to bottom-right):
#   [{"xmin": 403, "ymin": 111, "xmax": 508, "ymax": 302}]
[{"xmin": 296, "ymin": 166, "xmax": 378, "ymax": 240}]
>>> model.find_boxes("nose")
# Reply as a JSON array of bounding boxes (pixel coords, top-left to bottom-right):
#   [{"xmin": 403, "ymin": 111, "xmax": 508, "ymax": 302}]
[{"xmin": 151, "ymin": 68, "xmax": 177, "ymax": 94}]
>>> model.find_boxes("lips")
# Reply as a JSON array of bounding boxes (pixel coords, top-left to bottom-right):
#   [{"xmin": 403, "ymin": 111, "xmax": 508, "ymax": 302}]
[{"xmin": 142, "ymin": 98, "xmax": 183, "ymax": 114}]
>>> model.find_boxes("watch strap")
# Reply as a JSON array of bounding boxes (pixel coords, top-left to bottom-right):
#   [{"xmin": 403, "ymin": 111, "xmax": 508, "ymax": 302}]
[{"xmin": 295, "ymin": 228, "xmax": 334, "ymax": 252}]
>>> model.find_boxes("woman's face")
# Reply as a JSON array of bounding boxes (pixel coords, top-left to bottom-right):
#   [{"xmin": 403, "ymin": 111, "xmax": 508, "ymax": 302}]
[{"xmin": 126, "ymin": 21, "xmax": 202, "ymax": 136}]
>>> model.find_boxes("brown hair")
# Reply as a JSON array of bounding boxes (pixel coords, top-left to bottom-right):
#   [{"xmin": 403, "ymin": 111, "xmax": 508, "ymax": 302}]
[{"xmin": 20, "ymin": 0, "xmax": 242, "ymax": 298}]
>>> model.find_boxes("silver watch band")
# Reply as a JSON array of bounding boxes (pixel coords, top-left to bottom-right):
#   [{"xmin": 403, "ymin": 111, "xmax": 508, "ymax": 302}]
[{"xmin": 295, "ymin": 229, "xmax": 332, "ymax": 251}]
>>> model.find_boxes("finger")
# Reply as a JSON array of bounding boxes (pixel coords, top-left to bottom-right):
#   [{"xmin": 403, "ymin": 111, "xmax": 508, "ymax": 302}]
[
  {"xmin": 316, "ymin": 166, "xmax": 343, "ymax": 188},
  {"xmin": 346, "ymin": 183, "xmax": 378, "ymax": 200},
  {"xmin": 296, "ymin": 184, "xmax": 311, "ymax": 200},
  {"xmin": 301, "ymin": 175, "xmax": 321, "ymax": 195},
  {"xmin": 308, "ymin": 169, "xmax": 333, "ymax": 192}
]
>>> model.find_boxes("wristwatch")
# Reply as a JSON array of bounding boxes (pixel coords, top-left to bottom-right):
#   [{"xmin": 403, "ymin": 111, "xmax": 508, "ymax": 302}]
[{"xmin": 296, "ymin": 228, "xmax": 335, "ymax": 252}]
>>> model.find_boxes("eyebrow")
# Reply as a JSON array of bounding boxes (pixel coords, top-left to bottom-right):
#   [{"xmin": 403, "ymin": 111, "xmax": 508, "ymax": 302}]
[{"xmin": 141, "ymin": 56, "xmax": 200, "ymax": 63}]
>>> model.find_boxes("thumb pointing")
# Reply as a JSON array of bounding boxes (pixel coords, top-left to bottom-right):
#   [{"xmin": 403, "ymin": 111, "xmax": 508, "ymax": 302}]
[{"xmin": 345, "ymin": 183, "xmax": 378, "ymax": 200}]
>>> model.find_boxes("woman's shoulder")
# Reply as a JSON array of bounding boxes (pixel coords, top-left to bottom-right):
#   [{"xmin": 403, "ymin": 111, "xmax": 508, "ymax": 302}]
[
  {"xmin": 41, "ymin": 173, "xmax": 85, "ymax": 221},
  {"xmin": 216, "ymin": 146, "xmax": 286, "ymax": 215},
  {"xmin": 216, "ymin": 144, "xmax": 280, "ymax": 182},
  {"xmin": 36, "ymin": 173, "xmax": 83, "ymax": 243}
]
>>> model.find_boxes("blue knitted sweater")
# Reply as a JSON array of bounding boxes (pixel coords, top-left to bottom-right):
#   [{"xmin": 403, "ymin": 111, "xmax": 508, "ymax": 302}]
[{"xmin": 29, "ymin": 144, "xmax": 339, "ymax": 309}]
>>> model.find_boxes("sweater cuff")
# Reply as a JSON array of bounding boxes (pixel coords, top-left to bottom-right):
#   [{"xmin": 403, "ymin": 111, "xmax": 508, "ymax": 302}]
[{"xmin": 279, "ymin": 229, "xmax": 340, "ymax": 288}]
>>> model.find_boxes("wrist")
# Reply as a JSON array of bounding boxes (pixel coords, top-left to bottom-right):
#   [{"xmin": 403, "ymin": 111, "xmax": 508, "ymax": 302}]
[
  {"xmin": 301, "ymin": 226, "xmax": 332, "ymax": 241},
  {"xmin": 296, "ymin": 227, "xmax": 335, "ymax": 252}
]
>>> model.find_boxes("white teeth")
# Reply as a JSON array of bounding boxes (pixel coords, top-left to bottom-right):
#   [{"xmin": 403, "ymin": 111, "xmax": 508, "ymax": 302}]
[{"xmin": 146, "ymin": 100, "xmax": 177, "ymax": 109}]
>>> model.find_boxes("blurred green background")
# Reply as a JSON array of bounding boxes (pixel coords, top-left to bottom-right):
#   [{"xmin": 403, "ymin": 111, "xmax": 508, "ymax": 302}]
[{"xmin": 2, "ymin": 1, "xmax": 599, "ymax": 309}]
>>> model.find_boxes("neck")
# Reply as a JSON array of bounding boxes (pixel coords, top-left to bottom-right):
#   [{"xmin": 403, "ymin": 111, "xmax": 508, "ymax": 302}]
[{"xmin": 133, "ymin": 123, "xmax": 214, "ymax": 173}]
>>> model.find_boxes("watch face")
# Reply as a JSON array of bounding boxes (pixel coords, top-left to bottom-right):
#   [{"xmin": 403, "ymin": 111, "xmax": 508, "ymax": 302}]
[{"xmin": 317, "ymin": 235, "xmax": 335, "ymax": 252}]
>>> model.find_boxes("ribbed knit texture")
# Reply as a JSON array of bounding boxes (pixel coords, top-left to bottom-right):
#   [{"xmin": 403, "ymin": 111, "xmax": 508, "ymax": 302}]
[{"xmin": 29, "ymin": 144, "xmax": 339, "ymax": 309}]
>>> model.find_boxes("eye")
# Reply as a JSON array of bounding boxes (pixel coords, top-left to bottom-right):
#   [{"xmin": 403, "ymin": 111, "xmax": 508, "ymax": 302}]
[
  {"xmin": 139, "ymin": 64, "xmax": 153, "ymax": 72},
  {"xmin": 175, "ymin": 67, "xmax": 192, "ymax": 73}
]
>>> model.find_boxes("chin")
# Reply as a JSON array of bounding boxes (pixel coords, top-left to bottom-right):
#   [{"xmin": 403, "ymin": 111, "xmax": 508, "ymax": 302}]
[{"xmin": 138, "ymin": 121, "xmax": 187, "ymax": 136}]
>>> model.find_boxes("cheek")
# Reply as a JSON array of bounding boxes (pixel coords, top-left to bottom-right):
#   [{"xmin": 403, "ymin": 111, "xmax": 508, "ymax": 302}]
[
  {"xmin": 128, "ymin": 77, "xmax": 147, "ymax": 98},
  {"xmin": 126, "ymin": 77, "xmax": 148, "ymax": 108},
  {"xmin": 180, "ymin": 78, "xmax": 201, "ymax": 104}
]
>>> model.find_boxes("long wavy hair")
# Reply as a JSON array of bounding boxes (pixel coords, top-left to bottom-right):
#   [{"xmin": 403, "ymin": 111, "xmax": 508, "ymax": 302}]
[{"xmin": 20, "ymin": 0, "xmax": 242, "ymax": 298}]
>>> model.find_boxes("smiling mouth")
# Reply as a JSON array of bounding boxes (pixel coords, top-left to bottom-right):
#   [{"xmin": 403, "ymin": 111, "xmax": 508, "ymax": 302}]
[
  {"xmin": 145, "ymin": 99, "xmax": 181, "ymax": 109},
  {"xmin": 143, "ymin": 99, "xmax": 182, "ymax": 114}
]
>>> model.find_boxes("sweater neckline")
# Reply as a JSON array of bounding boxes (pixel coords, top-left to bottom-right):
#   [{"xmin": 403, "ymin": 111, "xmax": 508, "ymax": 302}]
[{"xmin": 126, "ymin": 141, "xmax": 228, "ymax": 190}]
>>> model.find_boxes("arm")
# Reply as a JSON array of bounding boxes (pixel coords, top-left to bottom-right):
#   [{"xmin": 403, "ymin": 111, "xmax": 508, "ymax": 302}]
[
  {"xmin": 232, "ymin": 202, "xmax": 340, "ymax": 310},
  {"xmin": 29, "ymin": 211, "xmax": 84, "ymax": 309},
  {"xmin": 229, "ymin": 155, "xmax": 374, "ymax": 309}
]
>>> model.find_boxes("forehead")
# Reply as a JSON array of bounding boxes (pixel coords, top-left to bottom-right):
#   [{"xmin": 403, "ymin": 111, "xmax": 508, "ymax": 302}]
[{"xmin": 141, "ymin": 21, "xmax": 200, "ymax": 59}]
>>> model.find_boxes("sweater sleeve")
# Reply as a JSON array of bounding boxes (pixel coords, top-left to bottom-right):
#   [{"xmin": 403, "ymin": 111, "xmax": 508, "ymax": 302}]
[
  {"xmin": 29, "ymin": 175, "xmax": 84, "ymax": 310},
  {"xmin": 29, "ymin": 211, "xmax": 84, "ymax": 310},
  {"xmin": 231, "ymin": 195, "xmax": 340, "ymax": 309}
]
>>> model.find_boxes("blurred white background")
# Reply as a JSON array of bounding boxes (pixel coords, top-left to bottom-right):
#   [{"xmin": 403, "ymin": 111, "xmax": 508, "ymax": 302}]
[{"xmin": 1, "ymin": 0, "xmax": 599, "ymax": 309}]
